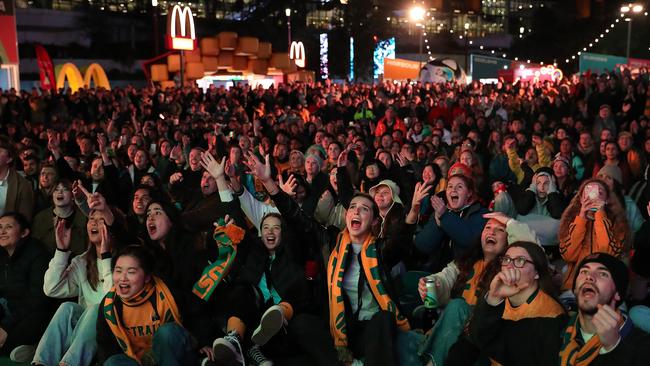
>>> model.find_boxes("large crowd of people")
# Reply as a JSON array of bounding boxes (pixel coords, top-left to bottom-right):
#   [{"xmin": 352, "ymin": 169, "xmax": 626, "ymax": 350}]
[{"xmin": 0, "ymin": 67, "xmax": 649, "ymax": 366}]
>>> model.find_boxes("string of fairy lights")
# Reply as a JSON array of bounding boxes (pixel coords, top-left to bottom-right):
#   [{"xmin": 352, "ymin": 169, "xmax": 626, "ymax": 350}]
[{"xmin": 417, "ymin": 9, "xmax": 648, "ymax": 68}]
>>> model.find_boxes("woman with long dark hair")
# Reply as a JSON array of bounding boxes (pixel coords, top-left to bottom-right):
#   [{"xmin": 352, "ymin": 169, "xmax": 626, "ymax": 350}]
[{"xmin": 558, "ymin": 179, "xmax": 628, "ymax": 291}]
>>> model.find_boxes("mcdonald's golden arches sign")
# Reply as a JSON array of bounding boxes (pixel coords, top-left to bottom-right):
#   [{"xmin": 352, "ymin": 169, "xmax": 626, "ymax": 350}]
[{"xmin": 166, "ymin": 5, "xmax": 197, "ymax": 51}]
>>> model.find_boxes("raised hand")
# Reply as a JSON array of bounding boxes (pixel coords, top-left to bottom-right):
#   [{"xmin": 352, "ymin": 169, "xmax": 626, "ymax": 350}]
[
  {"xmin": 430, "ymin": 195, "xmax": 447, "ymax": 220},
  {"xmin": 487, "ymin": 268, "xmax": 530, "ymax": 305},
  {"xmin": 99, "ymin": 220, "xmax": 111, "ymax": 254},
  {"xmin": 337, "ymin": 148, "xmax": 349, "ymax": 167},
  {"xmin": 88, "ymin": 192, "xmax": 108, "ymax": 212},
  {"xmin": 169, "ymin": 145, "xmax": 182, "ymax": 161},
  {"xmin": 243, "ymin": 152, "xmax": 271, "ymax": 182},
  {"xmin": 72, "ymin": 180, "xmax": 91, "ymax": 202},
  {"xmin": 97, "ymin": 134, "xmax": 108, "ymax": 155},
  {"xmin": 200, "ymin": 151, "xmax": 225, "ymax": 179},
  {"xmin": 55, "ymin": 219, "xmax": 72, "ymax": 251},
  {"xmin": 169, "ymin": 172, "xmax": 184, "ymax": 185},
  {"xmin": 224, "ymin": 159, "xmax": 237, "ymax": 179},
  {"xmin": 592, "ymin": 302, "xmax": 623, "ymax": 350},
  {"xmin": 411, "ymin": 182, "xmax": 432, "ymax": 208},
  {"xmin": 395, "ymin": 152, "xmax": 408, "ymax": 167},
  {"xmin": 279, "ymin": 174, "xmax": 298, "ymax": 197},
  {"xmin": 483, "ymin": 212, "xmax": 512, "ymax": 225}
]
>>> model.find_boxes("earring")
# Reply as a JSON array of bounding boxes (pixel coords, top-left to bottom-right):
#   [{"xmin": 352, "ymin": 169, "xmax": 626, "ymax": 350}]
[{"xmin": 534, "ymin": 274, "xmax": 539, "ymax": 279}]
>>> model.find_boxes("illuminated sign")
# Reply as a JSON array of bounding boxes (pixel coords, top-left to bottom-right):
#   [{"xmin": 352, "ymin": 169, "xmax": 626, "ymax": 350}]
[
  {"xmin": 166, "ymin": 5, "xmax": 196, "ymax": 51},
  {"xmin": 289, "ymin": 41, "xmax": 306, "ymax": 68},
  {"xmin": 514, "ymin": 64, "xmax": 563, "ymax": 83},
  {"xmin": 319, "ymin": 33, "xmax": 328, "ymax": 79},
  {"xmin": 373, "ymin": 37, "xmax": 396, "ymax": 78}
]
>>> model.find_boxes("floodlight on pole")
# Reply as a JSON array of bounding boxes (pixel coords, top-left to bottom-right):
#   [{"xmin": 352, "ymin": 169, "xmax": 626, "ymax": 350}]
[
  {"xmin": 409, "ymin": 5, "xmax": 425, "ymax": 61},
  {"xmin": 285, "ymin": 8, "xmax": 292, "ymax": 50},
  {"xmin": 620, "ymin": 3, "xmax": 644, "ymax": 58},
  {"xmin": 409, "ymin": 6, "xmax": 425, "ymax": 22}
]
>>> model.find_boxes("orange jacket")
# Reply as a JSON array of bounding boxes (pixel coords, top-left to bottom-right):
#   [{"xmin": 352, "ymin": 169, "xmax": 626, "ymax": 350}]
[
  {"xmin": 559, "ymin": 210, "xmax": 624, "ymax": 290},
  {"xmin": 374, "ymin": 116, "xmax": 407, "ymax": 137}
]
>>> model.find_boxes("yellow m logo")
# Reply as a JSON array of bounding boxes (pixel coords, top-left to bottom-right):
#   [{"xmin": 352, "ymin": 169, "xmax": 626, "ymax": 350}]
[
  {"xmin": 289, "ymin": 41, "xmax": 306, "ymax": 68},
  {"xmin": 167, "ymin": 5, "xmax": 196, "ymax": 50}
]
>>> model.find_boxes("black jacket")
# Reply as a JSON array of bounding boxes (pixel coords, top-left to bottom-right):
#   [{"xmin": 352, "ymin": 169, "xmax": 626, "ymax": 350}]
[
  {"xmin": 237, "ymin": 236, "xmax": 311, "ymax": 313},
  {"xmin": 0, "ymin": 239, "xmax": 51, "ymax": 331}
]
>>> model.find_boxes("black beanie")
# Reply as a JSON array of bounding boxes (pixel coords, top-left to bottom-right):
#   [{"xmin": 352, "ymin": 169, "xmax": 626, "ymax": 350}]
[{"xmin": 573, "ymin": 253, "xmax": 629, "ymax": 300}]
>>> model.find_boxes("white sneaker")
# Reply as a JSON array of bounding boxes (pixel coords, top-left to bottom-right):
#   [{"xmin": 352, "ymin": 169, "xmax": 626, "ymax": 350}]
[
  {"xmin": 212, "ymin": 331, "xmax": 244, "ymax": 366},
  {"xmin": 10, "ymin": 345, "xmax": 36, "ymax": 363},
  {"xmin": 251, "ymin": 305, "xmax": 285, "ymax": 346}
]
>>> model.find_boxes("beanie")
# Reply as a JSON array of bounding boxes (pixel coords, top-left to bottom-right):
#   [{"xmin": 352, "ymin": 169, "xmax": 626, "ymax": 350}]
[
  {"xmin": 573, "ymin": 252, "xmax": 629, "ymax": 301},
  {"xmin": 597, "ymin": 165, "xmax": 623, "ymax": 184},
  {"xmin": 553, "ymin": 154, "xmax": 570, "ymax": 169},
  {"xmin": 305, "ymin": 153, "xmax": 323, "ymax": 170},
  {"xmin": 448, "ymin": 162, "xmax": 473, "ymax": 180}
]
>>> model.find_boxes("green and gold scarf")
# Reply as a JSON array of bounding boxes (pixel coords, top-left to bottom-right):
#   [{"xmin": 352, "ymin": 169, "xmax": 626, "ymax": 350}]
[
  {"xmin": 192, "ymin": 220, "xmax": 245, "ymax": 301},
  {"xmin": 327, "ymin": 229, "xmax": 410, "ymax": 351}
]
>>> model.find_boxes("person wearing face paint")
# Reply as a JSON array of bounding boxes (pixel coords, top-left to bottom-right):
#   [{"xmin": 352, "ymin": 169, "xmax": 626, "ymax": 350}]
[
  {"xmin": 210, "ymin": 212, "xmax": 338, "ymax": 366},
  {"xmin": 96, "ymin": 245, "xmax": 194, "ymax": 366},
  {"xmin": 31, "ymin": 179, "xmax": 89, "ymax": 256},
  {"xmin": 559, "ymin": 179, "xmax": 628, "ymax": 292},
  {"xmin": 24, "ymin": 210, "xmax": 115, "ymax": 365},
  {"xmin": 0, "ymin": 213, "xmax": 52, "ymax": 357},
  {"xmin": 468, "ymin": 242, "xmax": 566, "ymax": 366},
  {"xmin": 399, "ymin": 209, "xmax": 540, "ymax": 366},
  {"xmin": 414, "ymin": 173, "xmax": 488, "ymax": 273},
  {"xmin": 246, "ymin": 153, "xmax": 414, "ymax": 366},
  {"xmin": 558, "ymin": 253, "xmax": 650, "ymax": 366}
]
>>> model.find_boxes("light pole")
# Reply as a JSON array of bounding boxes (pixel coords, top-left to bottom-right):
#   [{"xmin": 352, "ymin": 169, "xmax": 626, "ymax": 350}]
[
  {"xmin": 464, "ymin": 22, "xmax": 470, "ymax": 75},
  {"xmin": 152, "ymin": 0, "xmax": 159, "ymax": 56},
  {"xmin": 409, "ymin": 5, "xmax": 426, "ymax": 61},
  {"xmin": 620, "ymin": 3, "xmax": 644, "ymax": 58},
  {"xmin": 285, "ymin": 8, "xmax": 292, "ymax": 51}
]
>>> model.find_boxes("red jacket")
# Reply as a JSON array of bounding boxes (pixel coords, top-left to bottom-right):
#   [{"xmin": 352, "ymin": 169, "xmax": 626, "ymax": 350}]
[{"xmin": 375, "ymin": 116, "xmax": 407, "ymax": 137}]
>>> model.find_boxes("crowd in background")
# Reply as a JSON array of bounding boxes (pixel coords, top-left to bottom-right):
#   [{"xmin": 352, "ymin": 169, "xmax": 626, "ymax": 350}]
[{"xmin": 0, "ymin": 66, "xmax": 649, "ymax": 366}]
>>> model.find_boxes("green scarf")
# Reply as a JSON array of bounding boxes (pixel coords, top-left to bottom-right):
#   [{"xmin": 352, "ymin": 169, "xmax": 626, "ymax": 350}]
[
  {"xmin": 192, "ymin": 219, "xmax": 245, "ymax": 301},
  {"xmin": 327, "ymin": 229, "xmax": 410, "ymax": 355}
]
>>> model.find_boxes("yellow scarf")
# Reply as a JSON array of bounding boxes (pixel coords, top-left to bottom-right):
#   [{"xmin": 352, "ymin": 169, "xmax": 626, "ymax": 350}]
[
  {"xmin": 559, "ymin": 313, "xmax": 603, "ymax": 366},
  {"xmin": 327, "ymin": 229, "xmax": 410, "ymax": 349},
  {"xmin": 102, "ymin": 277, "xmax": 181, "ymax": 364}
]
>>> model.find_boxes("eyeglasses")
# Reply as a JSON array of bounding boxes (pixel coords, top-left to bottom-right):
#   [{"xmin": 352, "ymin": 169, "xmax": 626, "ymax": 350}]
[{"xmin": 500, "ymin": 255, "xmax": 534, "ymax": 268}]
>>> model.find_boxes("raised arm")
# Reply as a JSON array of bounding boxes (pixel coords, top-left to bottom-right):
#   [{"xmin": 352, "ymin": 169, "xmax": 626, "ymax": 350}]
[{"xmin": 244, "ymin": 152, "xmax": 333, "ymax": 249}]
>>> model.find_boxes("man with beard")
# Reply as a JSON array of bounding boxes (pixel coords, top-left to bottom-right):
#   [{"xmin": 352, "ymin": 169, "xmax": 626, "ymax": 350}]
[{"xmin": 560, "ymin": 253, "xmax": 650, "ymax": 365}]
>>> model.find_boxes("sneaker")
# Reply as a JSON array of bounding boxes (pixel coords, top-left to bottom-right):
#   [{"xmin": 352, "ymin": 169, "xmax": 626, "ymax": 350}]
[
  {"xmin": 10, "ymin": 345, "xmax": 36, "ymax": 363},
  {"xmin": 247, "ymin": 344, "xmax": 273, "ymax": 366},
  {"xmin": 251, "ymin": 305, "xmax": 285, "ymax": 346},
  {"xmin": 201, "ymin": 357, "xmax": 217, "ymax": 366},
  {"xmin": 212, "ymin": 331, "xmax": 244, "ymax": 366}
]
